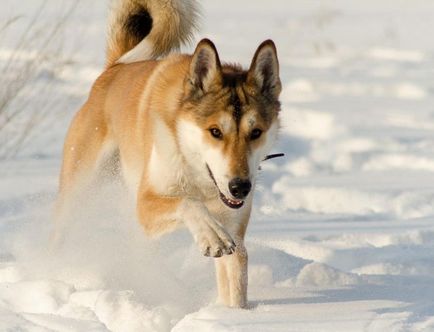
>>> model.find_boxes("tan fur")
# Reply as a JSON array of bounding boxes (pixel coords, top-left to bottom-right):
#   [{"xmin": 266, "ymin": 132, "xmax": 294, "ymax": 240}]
[{"xmin": 56, "ymin": 1, "xmax": 281, "ymax": 309}]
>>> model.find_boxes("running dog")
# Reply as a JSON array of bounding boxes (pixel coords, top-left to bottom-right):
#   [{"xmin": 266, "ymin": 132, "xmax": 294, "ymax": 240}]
[{"xmin": 55, "ymin": 0, "xmax": 281, "ymax": 308}]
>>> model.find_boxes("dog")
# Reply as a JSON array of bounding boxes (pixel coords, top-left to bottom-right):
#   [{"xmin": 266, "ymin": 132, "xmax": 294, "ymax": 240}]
[{"xmin": 54, "ymin": 0, "xmax": 281, "ymax": 308}]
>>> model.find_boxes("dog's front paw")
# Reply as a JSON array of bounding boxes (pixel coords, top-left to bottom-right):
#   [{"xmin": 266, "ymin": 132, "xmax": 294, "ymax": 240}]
[
  {"xmin": 196, "ymin": 225, "xmax": 236, "ymax": 258},
  {"xmin": 180, "ymin": 199, "xmax": 236, "ymax": 257}
]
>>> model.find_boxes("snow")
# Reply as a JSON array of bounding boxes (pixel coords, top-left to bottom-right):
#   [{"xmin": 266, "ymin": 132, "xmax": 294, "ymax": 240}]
[{"xmin": 2, "ymin": 0, "xmax": 434, "ymax": 331}]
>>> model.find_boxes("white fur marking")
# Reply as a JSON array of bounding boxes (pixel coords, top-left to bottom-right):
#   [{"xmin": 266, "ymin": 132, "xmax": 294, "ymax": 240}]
[
  {"xmin": 117, "ymin": 39, "xmax": 154, "ymax": 64},
  {"xmin": 177, "ymin": 119, "xmax": 215, "ymax": 192},
  {"xmin": 148, "ymin": 116, "xmax": 185, "ymax": 194},
  {"xmin": 220, "ymin": 114, "xmax": 234, "ymax": 134},
  {"xmin": 177, "ymin": 119, "xmax": 231, "ymax": 197}
]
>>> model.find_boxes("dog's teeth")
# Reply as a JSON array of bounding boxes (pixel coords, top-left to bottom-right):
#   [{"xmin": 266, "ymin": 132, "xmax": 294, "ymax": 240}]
[{"xmin": 220, "ymin": 193, "xmax": 244, "ymax": 208}]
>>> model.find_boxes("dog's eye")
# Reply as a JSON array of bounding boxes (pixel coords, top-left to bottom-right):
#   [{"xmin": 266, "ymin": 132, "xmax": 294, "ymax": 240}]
[
  {"xmin": 250, "ymin": 128, "xmax": 262, "ymax": 140},
  {"xmin": 210, "ymin": 128, "xmax": 223, "ymax": 139}
]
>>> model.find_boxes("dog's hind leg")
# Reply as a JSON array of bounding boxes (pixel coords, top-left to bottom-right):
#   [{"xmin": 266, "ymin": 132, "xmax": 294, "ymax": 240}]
[{"xmin": 51, "ymin": 102, "xmax": 113, "ymax": 249}]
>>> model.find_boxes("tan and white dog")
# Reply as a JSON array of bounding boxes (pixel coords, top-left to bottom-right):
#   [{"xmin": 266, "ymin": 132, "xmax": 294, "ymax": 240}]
[{"xmin": 55, "ymin": 0, "xmax": 281, "ymax": 308}]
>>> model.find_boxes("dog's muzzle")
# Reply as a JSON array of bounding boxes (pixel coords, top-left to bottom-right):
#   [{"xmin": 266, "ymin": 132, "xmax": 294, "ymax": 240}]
[{"xmin": 206, "ymin": 165, "xmax": 245, "ymax": 209}]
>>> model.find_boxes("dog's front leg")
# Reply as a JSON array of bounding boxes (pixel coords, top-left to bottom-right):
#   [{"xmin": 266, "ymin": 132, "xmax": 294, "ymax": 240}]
[
  {"xmin": 215, "ymin": 242, "xmax": 248, "ymax": 308},
  {"xmin": 137, "ymin": 190, "xmax": 236, "ymax": 257}
]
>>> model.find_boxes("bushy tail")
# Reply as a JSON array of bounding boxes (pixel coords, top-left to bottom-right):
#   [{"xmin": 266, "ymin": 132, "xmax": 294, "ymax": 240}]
[{"xmin": 106, "ymin": 0, "xmax": 200, "ymax": 67}]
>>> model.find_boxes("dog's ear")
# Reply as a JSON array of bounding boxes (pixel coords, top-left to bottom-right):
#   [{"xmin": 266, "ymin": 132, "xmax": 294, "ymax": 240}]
[
  {"xmin": 247, "ymin": 40, "xmax": 281, "ymax": 100},
  {"xmin": 187, "ymin": 39, "xmax": 222, "ymax": 97}
]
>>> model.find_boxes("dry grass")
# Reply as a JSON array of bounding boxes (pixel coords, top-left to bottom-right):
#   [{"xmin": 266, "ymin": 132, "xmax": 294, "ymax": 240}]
[{"xmin": 0, "ymin": 0, "xmax": 79, "ymax": 159}]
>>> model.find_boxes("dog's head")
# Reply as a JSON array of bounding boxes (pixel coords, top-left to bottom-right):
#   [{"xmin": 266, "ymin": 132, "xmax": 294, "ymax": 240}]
[{"xmin": 178, "ymin": 39, "xmax": 281, "ymax": 209}]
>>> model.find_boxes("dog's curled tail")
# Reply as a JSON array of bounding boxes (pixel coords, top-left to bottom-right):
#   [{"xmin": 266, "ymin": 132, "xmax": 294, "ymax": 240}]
[{"xmin": 106, "ymin": 0, "xmax": 200, "ymax": 67}]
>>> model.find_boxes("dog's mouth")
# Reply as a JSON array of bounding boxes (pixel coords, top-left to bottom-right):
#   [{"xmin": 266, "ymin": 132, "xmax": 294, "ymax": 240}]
[{"xmin": 206, "ymin": 165, "xmax": 244, "ymax": 209}]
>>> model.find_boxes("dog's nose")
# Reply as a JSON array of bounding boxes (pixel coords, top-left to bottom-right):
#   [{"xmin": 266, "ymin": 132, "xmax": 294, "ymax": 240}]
[{"xmin": 228, "ymin": 178, "xmax": 252, "ymax": 199}]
